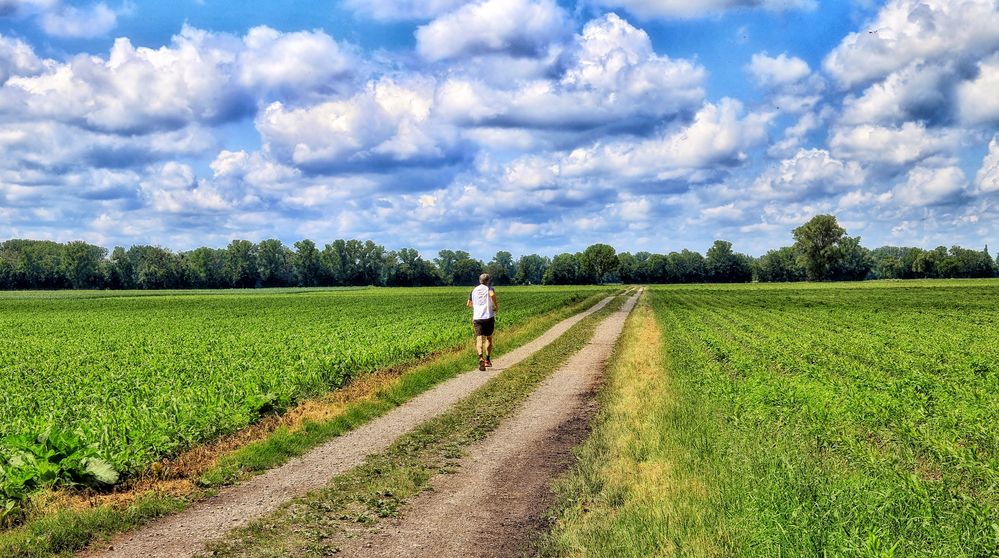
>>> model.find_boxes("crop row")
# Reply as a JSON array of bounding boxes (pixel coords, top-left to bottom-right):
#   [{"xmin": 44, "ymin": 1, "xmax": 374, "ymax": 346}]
[{"xmin": 649, "ymin": 281, "xmax": 999, "ymax": 556}]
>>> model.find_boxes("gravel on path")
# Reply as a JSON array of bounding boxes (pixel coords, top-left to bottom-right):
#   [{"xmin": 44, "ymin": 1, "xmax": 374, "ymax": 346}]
[
  {"xmin": 80, "ymin": 295, "xmax": 616, "ymax": 558},
  {"xmin": 335, "ymin": 290, "xmax": 641, "ymax": 558}
]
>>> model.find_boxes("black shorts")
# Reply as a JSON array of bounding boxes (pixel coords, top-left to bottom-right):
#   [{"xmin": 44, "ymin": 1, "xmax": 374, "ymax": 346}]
[{"xmin": 472, "ymin": 317, "xmax": 495, "ymax": 336}]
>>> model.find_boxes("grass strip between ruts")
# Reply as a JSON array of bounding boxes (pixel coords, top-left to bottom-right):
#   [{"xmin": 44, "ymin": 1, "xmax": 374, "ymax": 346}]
[
  {"xmin": 0, "ymin": 290, "xmax": 615, "ymax": 558},
  {"xmin": 201, "ymin": 293, "xmax": 631, "ymax": 557},
  {"xmin": 537, "ymin": 292, "xmax": 707, "ymax": 557}
]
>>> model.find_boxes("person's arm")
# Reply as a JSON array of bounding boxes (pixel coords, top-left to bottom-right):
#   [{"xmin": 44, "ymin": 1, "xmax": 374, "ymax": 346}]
[
  {"xmin": 467, "ymin": 290, "xmax": 474, "ymax": 308},
  {"xmin": 489, "ymin": 289, "xmax": 498, "ymax": 312}
]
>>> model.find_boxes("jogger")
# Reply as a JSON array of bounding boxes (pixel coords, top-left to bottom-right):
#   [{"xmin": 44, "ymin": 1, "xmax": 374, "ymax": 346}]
[{"xmin": 467, "ymin": 273, "xmax": 498, "ymax": 371}]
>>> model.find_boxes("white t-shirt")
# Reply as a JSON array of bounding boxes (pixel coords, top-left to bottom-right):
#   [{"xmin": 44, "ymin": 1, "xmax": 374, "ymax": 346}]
[{"xmin": 469, "ymin": 284, "xmax": 495, "ymax": 320}]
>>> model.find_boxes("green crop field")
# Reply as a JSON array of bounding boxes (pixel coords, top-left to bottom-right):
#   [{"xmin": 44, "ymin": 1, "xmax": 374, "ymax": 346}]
[
  {"xmin": 0, "ymin": 286, "xmax": 598, "ymax": 520},
  {"xmin": 548, "ymin": 279, "xmax": 999, "ymax": 557}
]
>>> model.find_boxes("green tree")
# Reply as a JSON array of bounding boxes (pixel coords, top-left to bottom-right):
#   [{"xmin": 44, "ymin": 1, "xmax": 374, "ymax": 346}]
[
  {"xmin": 435, "ymin": 250, "xmax": 472, "ymax": 285},
  {"xmin": 513, "ymin": 254, "xmax": 548, "ymax": 285},
  {"xmin": 705, "ymin": 240, "xmax": 752, "ymax": 283},
  {"xmin": 127, "ymin": 245, "xmax": 183, "ymax": 289},
  {"xmin": 256, "ymin": 239, "xmax": 294, "ymax": 287},
  {"xmin": 486, "ymin": 251, "xmax": 517, "ymax": 285},
  {"xmin": 104, "ymin": 246, "xmax": 135, "ymax": 289},
  {"xmin": 830, "ymin": 236, "xmax": 871, "ymax": 281},
  {"xmin": 668, "ymin": 250, "xmax": 705, "ymax": 283},
  {"xmin": 390, "ymin": 248, "xmax": 440, "ymax": 287},
  {"xmin": 452, "ymin": 258, "xmax": 483, "ymax": 286},
  {"xmin": 0, "ymin": 239, "xmax": 66, "ymax": 289},
  {"xmin": 183, "ymin": 247, "xmax": 226, "ymax": 288},
  {"xmin": 224, "ymin": 240, "xmax": 258, "ymax": 288},
  {"xmin": 580, "ymin": 243, "xmax": 618, "ymax": 283},
  {"xmin": 617, "ymin": 252, "xmax": 638, "ymax": 283},
  {"xmin": 61, "ymin": 240, "xmax": 107, "ymax": 289},
  {"xmin": 543, "ymin": 253, "xmax": 581, "ymax": 285},
  {"xmin": 792, "ymin": 214, "xmax": 847, "ymax": 281},
  {"xmin": 293, "ymin": 240, "xmax": 323, "ymax": 287},
  {"xmin": 754, "ymin": 247, "xmax": 805, "ymax": 282}
]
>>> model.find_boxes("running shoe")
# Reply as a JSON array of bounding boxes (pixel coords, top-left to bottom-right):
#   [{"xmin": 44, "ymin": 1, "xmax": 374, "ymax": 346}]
[
  {"xmin": 478, "ymin": 357, "xmax": 486, "ymax": 371},
  {"xmin": 485, "ymin": 359, "xmax": 493, "ymax": 368}
]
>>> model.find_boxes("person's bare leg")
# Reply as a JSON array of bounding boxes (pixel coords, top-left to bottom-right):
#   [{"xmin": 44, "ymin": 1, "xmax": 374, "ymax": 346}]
[
  {"xmin": 484, "ymin": 335, "xmax": 493, "ymax": 365},
  {"xmin": 476, "ymin": 335, "xmax": 486, "ymax": 370}
]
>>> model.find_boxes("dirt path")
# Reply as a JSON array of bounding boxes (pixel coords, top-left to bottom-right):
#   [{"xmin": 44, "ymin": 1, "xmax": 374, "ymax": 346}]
[
  {"xmin": 81, "ymin": 295, "xmax": 615, "ymax": 558},
  {"xmin": 335, "ymin": 290, "xmax": 641, "ymax": 558}
]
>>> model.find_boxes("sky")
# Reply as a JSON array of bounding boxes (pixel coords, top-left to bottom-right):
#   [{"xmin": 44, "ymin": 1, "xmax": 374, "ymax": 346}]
[{"xmin": 0, "ymin": 0, "xmax": 997, "ymax": 259}]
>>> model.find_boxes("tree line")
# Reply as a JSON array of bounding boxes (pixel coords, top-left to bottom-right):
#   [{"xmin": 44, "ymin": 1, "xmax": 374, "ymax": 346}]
[{"xmin": 1, "ymin": 216, "xmax": 996, "ymax": 290}]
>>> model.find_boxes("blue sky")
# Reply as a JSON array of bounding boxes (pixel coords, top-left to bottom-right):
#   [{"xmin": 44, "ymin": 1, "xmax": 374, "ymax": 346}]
[{"xmin": 1, "ymin": 0, "xmax": 997, "ymax": 259}]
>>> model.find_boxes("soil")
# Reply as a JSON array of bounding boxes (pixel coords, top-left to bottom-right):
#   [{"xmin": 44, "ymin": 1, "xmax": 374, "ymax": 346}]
[
  {"xmin": 333, "ymin": 290, "xmax": 641, "ymax": 557},
  {"xmin": 80, "ymin": 294, "xmax": 616, "ymax": 558}
]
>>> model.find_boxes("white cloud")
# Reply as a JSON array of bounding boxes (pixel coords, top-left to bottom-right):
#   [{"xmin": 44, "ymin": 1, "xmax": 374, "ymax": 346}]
[
  {"xmin": 957, "ymin": 52, "xmax": 999, "ymax": 126},
  {"xmin": 975, "ymin": 136, "xmax": 999, "ymax": 194},
  {"xmin": 237, "ymin": 26, "xmax": 358, "ymax": 97},
  {"xmin": 700, "ymin": 202, "xmax": 743, "ymax": 222},
  {"xmin": 257, "ymin": 76, "xmax": 458, "ymax": 171},
  {"xmin": 0, "ymin": 120, "xmax": 217, "ymax": 171},
  {"xmin": 435, "ymin": 14, "xmax": 705, "ymax": 133},
  {"xmin": 616, "ymin": 196, "xmax": 652, "ymax": 221},
  {"xmin": 38, "ymin": 2, "xmax": 117, "ymax": 38},
  {"xmin": 0, "ymin": 33, "xmax": 42, "ymax": 84},
  {"xmin": 752, "ymin": 148, "xmax": 866, "ymax": 200},
  {"xmin": 343, "ymin": 0, "xmax": 469, "ymax": 21},
  {"xmin": 768, "ymin": 109, "xmax": 826, "ymax": 158},
  {"xmin": 550, "ymin": 98, "xmax": 771, "ymax": 184},
  {"xmin": 829, "ymin": 122, "xmax": 959, "ymax": 167},
  {"xmin": 747, "ymin": 52, "xmax": 810, "ymax": 87},
  {"xmin": 838, "ymin": 60, "xmax": 951, "ymax": 125},
  {"xmin": 4, "ymin": 28, "xmax": 248, "ymax": 133},
  {"xmin": 824, "ymin": 0, "xmax": 999, "ymax": 88},
  {"xmin": 893, "ymin": 165, "xmax": 967, "ymax": 206},
  {"xmin": 591, "ymin": 0, "xmax": 815, "ymax": 20},
  {"xmin": 416, "ymin": 0, "xmax": 570, "ymax": 62},
  {"xmin": 0, "ymin": 26, "xmax": 358, "ymax": 134},
  {"xmin": 837, "ymin": 189, "xmax": 893, "ymax": 210}
]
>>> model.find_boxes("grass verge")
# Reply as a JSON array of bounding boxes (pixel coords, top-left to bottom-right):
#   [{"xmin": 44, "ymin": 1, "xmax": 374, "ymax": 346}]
[
  {"xmin": 0, "ymin": 291, "xmax": 613, "ymax": 558},
  {"xmin": 201, "ymin": 293, "xmax": 630, "ymax": 557},
  {"xmin": 539, "ymin": 293, "xmax": 724, "ymax": 557}
]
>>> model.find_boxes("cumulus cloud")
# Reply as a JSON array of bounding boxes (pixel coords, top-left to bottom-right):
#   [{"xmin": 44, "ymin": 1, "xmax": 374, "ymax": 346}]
[
  {"xmin": 237, "ymin": 26, "xmax": 359, "ymax": 98},
  {"xmin": 343, "ymin": 0, "xmax": 469, "ymax": 21},
  {"xmin": 38, "ymin": 2, "xmax": 117, "ymax": 38},
  {"xmin": 140, "ymin": 162, "xmax": 231, "ymax": 214},
  {"xmin": 975, "ymin": 136, "xmax": 999, "ymax": 193},
  {"xmin": 824, "ymin": 0, "xmax": 999, "ymax": 89},
  {"xmin": 0, "ymin": 25, "xmax": 358, "ymax": 135},
  {"xmin": 257, "ymin": 76, "xmax": 461, "ymax": 172},
  {"xmin": 893, "ymin": 165, "xmax": 967, "ymax": 206},
  {"xmin": 829, "ymin": 122, "xmax": 960, "ymax": 167},
  {"xmin": 0, "ymin": 33, "xmax": 42, "ymax": 84},
  {"xmin": 747, "ymin": 52, "xmax": 810, "ymax": 87},
  {"xmin": 957, "ymin": 52, "xmax": 999, "ymax": 126},
  {"xmin": 591, "ymin": 0, "xmax": 815, "ymax": 20},
  {"xmin": 435, "ymin": 13, "xmax": 705, "ymax": 135},
  {"xmin": 752, "ymin": 148, "xmax": 866, "ymax": 200},
  {"xmin": 0, "ymin": 120, "xmax": 217, "ymax": 172},
  {"xmin": 838, "ymin": 60, "xmax": 953, "ymax": 125},
  {"xmin": 416, "ymin": 0, "xmax": 570, "ymax": 62},
  {"xmin": 543, "ymin": 98, "xmax": 770, "ymax": 185},
  {"xmin": 1, "ymin": 0, "xmax": 120, "ymax": 38}
]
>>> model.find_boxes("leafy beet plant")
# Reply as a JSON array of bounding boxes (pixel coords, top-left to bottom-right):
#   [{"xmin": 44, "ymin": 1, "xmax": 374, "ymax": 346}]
[{"xmin": 0, "ymin": 428, "xmax": 118, "ymax": 525}]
